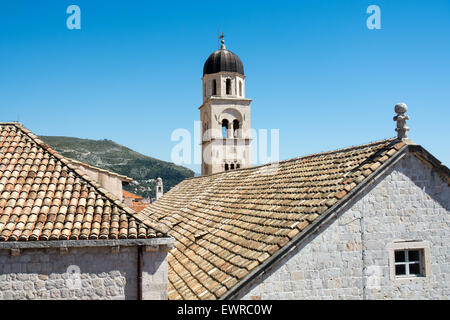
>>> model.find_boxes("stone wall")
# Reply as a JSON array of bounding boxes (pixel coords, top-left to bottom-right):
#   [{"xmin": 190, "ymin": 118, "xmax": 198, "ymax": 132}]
[
  {"xmin": 0, "ymin": 245, "xmax": 168, "ymax": 300},
  {"xmin": 241, "ymin": 152, "xmax": 450, "ymax": 299}
]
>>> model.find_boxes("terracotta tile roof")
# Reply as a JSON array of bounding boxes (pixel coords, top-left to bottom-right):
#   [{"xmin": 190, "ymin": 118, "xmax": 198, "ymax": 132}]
[
  {"xmin": 123, "ymin": 190, "xmax": 148, "ymax": 212},
  {"xmin": 143, "ymin": 138, "xmax": 407, "ymax": 300},
  {"xmin": 0, "ymin": 123, "xmax": 167, "ymax": 241},
  {"xmin": 131, "ymin": 201, "xmax": 149, "ymax": 213},
  {"xmin": 123, "ymin": 190, "xmax": 143, "ymax": 200}
]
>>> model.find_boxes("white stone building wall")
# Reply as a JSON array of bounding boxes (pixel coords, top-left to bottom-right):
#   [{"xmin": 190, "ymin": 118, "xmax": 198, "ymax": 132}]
[
  {"xmin": 241, "ymin": 153, "xmax": 449, "ymax": 299},
  {"xmin": 0, "ymin": 245, "xmax": 168, "ymax": 300},
  {"xmin": 71, "ymin": 163, "xmax": 125, "ymax": 201}
]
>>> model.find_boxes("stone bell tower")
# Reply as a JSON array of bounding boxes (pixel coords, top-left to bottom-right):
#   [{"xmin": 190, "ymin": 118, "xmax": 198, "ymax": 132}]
[
  {"xmin": 155, "ymin": 177, "xmax": 163, "ymax": 200},
  {"xmin": 200, "ymin": 36, "xmax": 252, "ymax": 175}
]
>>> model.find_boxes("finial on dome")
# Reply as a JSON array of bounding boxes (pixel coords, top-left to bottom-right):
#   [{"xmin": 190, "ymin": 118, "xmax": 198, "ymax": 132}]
[
  {"xmin": 393, "ymin": 102, "xmax": 410, "ymax": 140},
  {"xmin": 219, "ymin": 32, "xmax": 226, "ymax": 49}
]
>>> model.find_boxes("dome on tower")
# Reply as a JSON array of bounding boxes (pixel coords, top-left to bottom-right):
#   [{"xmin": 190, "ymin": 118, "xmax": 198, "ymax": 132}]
[{"xmin": 203, "ymin": 41, "xmax": 244, "ymax": 76}]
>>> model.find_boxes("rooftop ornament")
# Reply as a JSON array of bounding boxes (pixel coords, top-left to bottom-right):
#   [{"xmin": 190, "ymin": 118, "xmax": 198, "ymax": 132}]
[
  {"xmin": 394, "ymin": 102, "xmax": 410, "ymax": 140},
  {"xmin": 219, "ymin": 32, "xmax": 226, "ymax": 50}
]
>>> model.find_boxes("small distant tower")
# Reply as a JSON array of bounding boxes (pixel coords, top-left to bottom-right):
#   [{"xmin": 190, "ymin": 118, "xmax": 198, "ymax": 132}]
[
  {"xmin": 200, "ymin": 35, "xmax": 252, "ymax": 175},
  {"xmin": 155, "ymin": 177, "xmax": 163, "ymax": 200}
]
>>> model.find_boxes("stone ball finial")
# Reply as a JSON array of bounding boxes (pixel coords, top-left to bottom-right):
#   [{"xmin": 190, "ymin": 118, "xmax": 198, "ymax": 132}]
[
  {"xmin": 393, "ymin": 102, "xmax": 410, "ymax": 140},
  {"xmin": 395, "ymin": 102, "xmax": 408, "ymax": 114}
]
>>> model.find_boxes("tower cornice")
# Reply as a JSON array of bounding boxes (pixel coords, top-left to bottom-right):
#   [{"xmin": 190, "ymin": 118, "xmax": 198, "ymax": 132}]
[
  {"xmin": 199, "ymin": 97, "xmax": 253, "ymax": 110},
  {"xmin": 201, "ymin": 71, "xmax": 247, "ymax": 81}
]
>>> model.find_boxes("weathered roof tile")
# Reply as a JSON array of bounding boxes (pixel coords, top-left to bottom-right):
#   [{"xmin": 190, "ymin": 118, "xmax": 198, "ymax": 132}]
[
  {"xmin": 142, "ymin": 138, "xmax": 406, "ymax": 299},
  {"xmin": 0, "ymin": 123, "xmax": 167, "ymax": 241}
]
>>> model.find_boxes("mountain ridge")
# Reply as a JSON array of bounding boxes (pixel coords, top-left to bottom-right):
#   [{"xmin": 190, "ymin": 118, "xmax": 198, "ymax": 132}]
[{"xmin": 39, "ymin": 136, "xmax": 194, "ymax": 199}]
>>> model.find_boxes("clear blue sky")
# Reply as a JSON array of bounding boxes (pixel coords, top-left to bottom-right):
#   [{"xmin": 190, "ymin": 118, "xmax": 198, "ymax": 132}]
[{"xmin": 1, "ymin": 0, "xmax": 449, "ymax": 173}]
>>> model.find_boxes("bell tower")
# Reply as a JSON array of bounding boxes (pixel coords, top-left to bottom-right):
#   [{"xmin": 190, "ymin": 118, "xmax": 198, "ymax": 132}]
[{"xmin": 200, "ymin": 36, "xmax": 252, "ymax": 175}]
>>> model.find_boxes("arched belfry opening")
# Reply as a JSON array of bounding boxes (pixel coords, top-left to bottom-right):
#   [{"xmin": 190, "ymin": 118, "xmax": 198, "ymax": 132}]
[
  {"xmin": 233, "ymin": 120, "xmax": 240, "ymax": 138},
  {"xmin": 200, "ymin": 36, "xmax": 251, "ymax": 175},
  {"xmin": 221, "ymin": 119, "xmax": 228, "ymax": 138}
]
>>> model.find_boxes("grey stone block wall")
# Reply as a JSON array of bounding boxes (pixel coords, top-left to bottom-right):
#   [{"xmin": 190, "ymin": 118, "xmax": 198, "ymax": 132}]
[
  {"xmin": 241, "ymin": 153, "xmax": 449, "ymax": 299},
  {"xmin": 142, "ymin": 250, "xmax": 168, "ymax": 300},
  {"xmin": 0, "ymin": 246, "xmax": 168, "ymax": 300}
]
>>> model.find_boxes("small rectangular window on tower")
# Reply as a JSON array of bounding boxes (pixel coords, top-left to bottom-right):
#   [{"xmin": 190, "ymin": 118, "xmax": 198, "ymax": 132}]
[
  {"xmin": 212, "ymin": 79, "xmax": 217, "ymax": 95},
  {"xmin": 226, "ymin": 79, "xmax": 231, "ymax": 95}
]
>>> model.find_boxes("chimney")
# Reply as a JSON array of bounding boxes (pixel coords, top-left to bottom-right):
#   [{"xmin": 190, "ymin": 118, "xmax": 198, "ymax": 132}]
[{"xmin": 393, "ymin": 102, "xmax": 410, "ymax": 140}]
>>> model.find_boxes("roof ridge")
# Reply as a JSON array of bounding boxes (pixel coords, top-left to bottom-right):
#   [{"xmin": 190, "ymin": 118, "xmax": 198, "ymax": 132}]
[
  {"xmin": 5, "ymin": 123, "xmax": 167, "ymax": 235},
  {"xmin": 220, "ymin": 142, "xmax": 410, "ymax": 300},
  {"xmin": 184, "ymin": 137, "xmax": 399, "ymax": 180},
  {"xmin": 145, "ymin": 132, "xmax": 411, "ymax": 299},
  {"xmin": 0, "ymin": 121, "xmax": 23, "ymax": 125}
]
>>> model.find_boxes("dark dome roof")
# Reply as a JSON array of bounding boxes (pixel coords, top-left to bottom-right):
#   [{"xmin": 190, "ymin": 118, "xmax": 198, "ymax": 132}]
[{"xmin": 203, "ymin": 47, "xmax": 244, "ymax": 76}]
